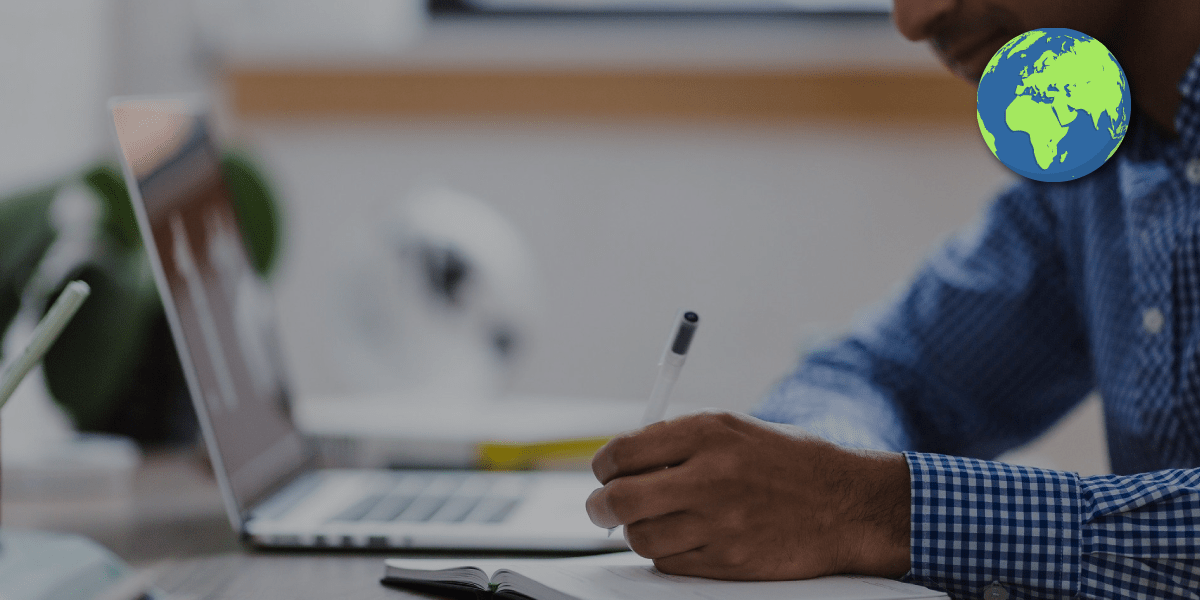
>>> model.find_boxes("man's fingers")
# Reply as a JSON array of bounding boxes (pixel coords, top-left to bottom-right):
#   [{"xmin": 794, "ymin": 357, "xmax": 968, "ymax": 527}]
[
  {"xmin": 585, "ymin": 465, "xmax": 698, "ymax": 528},
  {"xmin": 586, "ymin": 487, "xmax": 621, "ymax": 528},
  {"xmin": 624, "ymin": 511, "xmax": 707, "ymax": 559},
  {"xmin": 655, "ymin": 543, "xmax": 790, "ymax": 581},
  {"xmin": 652, "ymin": 545, "xmax": 762, "ymax": 581},
  {"xmin": 593, "ymin": 412, "xmax": 734, "ymax": 483},
  {"xmin": 592, "ymin": 422, "xmax": 695, "ymax": 484},
  {"xmin": 651, "ymin": 547, "xmax": 714, "ymax": 579}
]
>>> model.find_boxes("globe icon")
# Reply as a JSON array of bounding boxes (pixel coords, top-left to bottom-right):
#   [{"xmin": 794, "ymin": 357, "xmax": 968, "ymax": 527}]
[{"xmin": 976, "ymin": 28, "xmax": 1130, "ymax": 182}]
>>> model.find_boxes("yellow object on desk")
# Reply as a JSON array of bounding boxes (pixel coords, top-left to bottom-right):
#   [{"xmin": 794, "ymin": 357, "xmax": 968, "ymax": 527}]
[{"xmin": 477, "ymin": 436, "xmax": 612, "ymax": 471}]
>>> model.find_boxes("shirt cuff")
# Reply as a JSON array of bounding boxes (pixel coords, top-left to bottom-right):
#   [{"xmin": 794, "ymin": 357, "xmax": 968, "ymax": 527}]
[{"xmin": 903, "ymin": 452, "xmax": 1082, "ymax": 600}]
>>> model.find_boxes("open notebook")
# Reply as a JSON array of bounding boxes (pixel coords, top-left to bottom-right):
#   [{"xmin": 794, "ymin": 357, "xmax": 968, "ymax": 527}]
[{"xmin": 382, "ymin": 552, "xmax": 948, "ymax": 600}]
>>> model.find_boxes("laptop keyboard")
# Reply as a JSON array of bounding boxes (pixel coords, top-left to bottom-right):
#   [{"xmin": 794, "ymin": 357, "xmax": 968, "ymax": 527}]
[{"xmin": 329, "ymin": 473, "xmax": 527, "ymax": 525}]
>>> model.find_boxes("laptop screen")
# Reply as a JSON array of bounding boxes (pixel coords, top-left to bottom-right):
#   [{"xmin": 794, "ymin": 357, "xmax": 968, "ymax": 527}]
[{"xmin": 111, "ymin": 98, "xmax": 310, "ymax": 521}]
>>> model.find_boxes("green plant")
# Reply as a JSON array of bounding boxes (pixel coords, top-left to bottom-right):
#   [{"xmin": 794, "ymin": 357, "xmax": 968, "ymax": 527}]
[{"xmin": 0, "ymin": 153, "xmax": 281, "ymax": 443}]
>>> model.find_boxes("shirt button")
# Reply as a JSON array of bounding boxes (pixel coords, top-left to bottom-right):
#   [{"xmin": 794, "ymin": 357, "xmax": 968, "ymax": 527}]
[
  {"xmin": 1187, "ymin": 158, "xmax": 1200, "ymax": 185},
  {"xmin": 1143, "ymin": 307, "xmax": 1165, "ymax": 334},
  {"xmin": 982, "ymin": 582, "xmax": 1009, "ymax": 600}
]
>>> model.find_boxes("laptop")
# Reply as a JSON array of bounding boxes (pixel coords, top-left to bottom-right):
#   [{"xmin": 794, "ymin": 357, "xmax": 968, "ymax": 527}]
[{"xmin": 108, "ymin": 96, "xmax": 627, "ymax": 551}]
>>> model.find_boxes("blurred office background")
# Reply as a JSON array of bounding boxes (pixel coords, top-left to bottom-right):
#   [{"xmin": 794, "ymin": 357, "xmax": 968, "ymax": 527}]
[{"xmin": 0, "ymin": 0, "xmax": 1108, "ymax": 491}]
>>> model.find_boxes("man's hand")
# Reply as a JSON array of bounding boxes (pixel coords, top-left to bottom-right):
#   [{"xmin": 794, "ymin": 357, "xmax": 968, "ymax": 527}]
[{"xmin": 586, "ymin": 410, "xmax": 911, "ymax": 581}]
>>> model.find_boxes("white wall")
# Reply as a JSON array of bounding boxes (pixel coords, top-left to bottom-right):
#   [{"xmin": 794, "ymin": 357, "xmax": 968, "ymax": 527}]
[{"xmin": 0, "ymin": 2, "xmax": 113, "ymax": 191}]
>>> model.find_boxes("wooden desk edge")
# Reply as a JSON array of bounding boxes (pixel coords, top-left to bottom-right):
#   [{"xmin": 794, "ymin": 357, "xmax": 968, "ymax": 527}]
[{"xmin": 226, "ymin": 67, "xmax": 977, "ymax": 127}]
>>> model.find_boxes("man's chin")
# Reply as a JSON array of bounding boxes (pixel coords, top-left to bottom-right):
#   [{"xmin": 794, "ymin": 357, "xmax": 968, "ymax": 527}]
[
  {"xmin": 952, "ymin": 63, "xmax": 985, "ymax": 86},
  {"xmin": 936, "ymin": 53, "xmax": 985, "ymax": 86}
]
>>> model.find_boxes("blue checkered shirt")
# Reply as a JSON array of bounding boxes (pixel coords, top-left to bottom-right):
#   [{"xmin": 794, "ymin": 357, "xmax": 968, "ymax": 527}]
[{"xmin": 755, "ymin": 52, "xmax": 1200, "ymax": 599}]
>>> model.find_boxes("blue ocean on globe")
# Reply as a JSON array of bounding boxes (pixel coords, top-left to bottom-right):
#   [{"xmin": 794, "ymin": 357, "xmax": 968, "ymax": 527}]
[{"xmin": 976, "ymin": 28, "xmax": 1130, "ymax": 182}]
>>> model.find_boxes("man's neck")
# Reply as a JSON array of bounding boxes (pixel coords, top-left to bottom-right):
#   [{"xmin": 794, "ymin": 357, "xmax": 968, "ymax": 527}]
[{"xmin": 1109, "ymin": 2, "xmax": 1200, "ymax": 135}]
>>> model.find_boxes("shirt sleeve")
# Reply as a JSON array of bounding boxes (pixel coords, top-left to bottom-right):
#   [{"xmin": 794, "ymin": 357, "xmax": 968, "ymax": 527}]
[
  {"xmin": 753, "ymin": 182, "xmax": 1095, "ymax": 458},
  {"xmin": 904, "ymin": 452, "xmax": 1200, "ymax": 600}
]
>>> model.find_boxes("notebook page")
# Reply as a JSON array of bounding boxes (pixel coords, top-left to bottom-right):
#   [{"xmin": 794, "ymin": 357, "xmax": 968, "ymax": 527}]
[{"xmin": 497, "ymin": 553, "xmax": 947, "ymax": 600}]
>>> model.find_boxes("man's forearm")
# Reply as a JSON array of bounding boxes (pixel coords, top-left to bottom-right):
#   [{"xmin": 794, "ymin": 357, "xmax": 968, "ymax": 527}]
[{"xmin": 837, "ymin": 449, "xmax": 913, "ymax": 578}]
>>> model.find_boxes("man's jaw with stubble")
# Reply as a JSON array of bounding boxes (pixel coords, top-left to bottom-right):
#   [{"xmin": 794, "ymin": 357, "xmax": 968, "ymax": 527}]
[{"xmin": 924, "ymin": 5, "xmax": 1025, "ymax": 84}]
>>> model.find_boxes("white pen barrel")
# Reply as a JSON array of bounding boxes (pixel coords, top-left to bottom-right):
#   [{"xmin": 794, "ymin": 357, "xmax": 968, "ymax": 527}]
[{"xmin": 642, "ymin": 353, "xmax": 684, "ymax": 425}]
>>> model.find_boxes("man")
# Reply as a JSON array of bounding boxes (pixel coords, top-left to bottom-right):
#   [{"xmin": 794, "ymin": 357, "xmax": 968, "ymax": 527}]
[{"xmin": 585, "ymin": 2, "xmax": 1200, "ymax": 598}]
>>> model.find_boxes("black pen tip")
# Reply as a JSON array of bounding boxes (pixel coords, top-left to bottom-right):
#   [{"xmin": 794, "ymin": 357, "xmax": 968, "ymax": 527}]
[{"xmin": 671, "ymin": 312, "xmax": 700, "ymax": 355}]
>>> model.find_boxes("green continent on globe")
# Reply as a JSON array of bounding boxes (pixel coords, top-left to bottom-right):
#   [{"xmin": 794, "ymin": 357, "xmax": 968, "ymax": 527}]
[
  {"xmin": 1006, "ymin": 95, "xmax": 1069, "ymax": 168},
  {"xmin": 978, "ymin": 110, "xmax": 997, "ymax": 155},
  {"xmin": 984, "ymin": 30, "xmax": 1047, "ymax": 76},
  {"xmin": 990, "ymin": 32, "xmax": 1128, "ymax": 171}
]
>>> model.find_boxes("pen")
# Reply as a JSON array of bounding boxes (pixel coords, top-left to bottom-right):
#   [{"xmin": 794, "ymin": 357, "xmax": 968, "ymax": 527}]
[
  {"xmin": 641, "ymin": 310, "xmax": 699, "ymax": 426},
  {"xmin": 0, "ymin": 281, "xmax": 91, "ymax": 410},
  {"xmin": 611, "ymin": 310, "xmax": 699, "ymax": 537}
]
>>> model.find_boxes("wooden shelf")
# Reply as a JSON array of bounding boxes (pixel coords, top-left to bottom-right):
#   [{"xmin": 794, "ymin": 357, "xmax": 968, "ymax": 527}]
[{"xmin": 226, "ymin": 67, "xmax": 976, "ymax": 127}]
